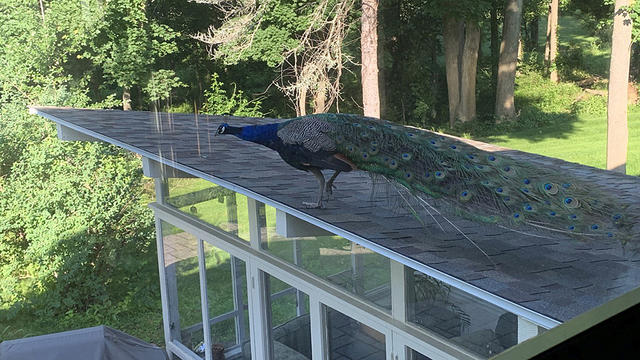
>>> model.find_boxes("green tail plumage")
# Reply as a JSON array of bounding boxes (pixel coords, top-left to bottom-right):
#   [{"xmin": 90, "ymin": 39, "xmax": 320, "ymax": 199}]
[{"xmin": 317, "ymin": 113, "xmax": 636, "ymax": 243}]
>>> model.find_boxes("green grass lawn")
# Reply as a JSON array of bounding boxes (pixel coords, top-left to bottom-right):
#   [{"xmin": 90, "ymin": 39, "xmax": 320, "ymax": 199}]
[{"xmin": 481, "ymin": 107, "xmax": 640, "ymax": 176}]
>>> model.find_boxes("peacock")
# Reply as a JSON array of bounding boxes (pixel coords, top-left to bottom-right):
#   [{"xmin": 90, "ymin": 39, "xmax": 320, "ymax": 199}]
[{"xmin": 216, "ymin": 113, "xmax": 636, "ymax": 244}]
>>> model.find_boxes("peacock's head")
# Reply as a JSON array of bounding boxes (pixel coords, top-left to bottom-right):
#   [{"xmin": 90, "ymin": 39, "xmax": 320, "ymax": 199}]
[{"xmin": 216, "ymin": 123, "xmax": 229, "ymax": 136}]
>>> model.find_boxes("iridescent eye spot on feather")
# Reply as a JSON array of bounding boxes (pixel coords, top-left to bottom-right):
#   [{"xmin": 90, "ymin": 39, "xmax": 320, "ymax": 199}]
[
  {"xmin": 607, "ymin": 232, "xmax": 614, "ymax": 238},
  {"xmin": 513, "ymin": 213, "xmax": 521, "ymax": 219},
  {"xmin": 613, "ymin": 214, "xmax": 622, "ymax": 222},
  {"xmin": 569, "ymin": 214, "xmax": 578, "ymax": 220},
  {"xmin": 476, "ymin": 165, "xmax": 485, "ymax": 170},
  {"xmin": 503, "ymin": 166, "xmax": 511, "ymax": 172},
  {"xmin": 425, "ymin": 171, "xmax": 431, "ymax": 178},
  {"xmin": 459, "ymin": 190, "xmax": 472, "ymax": 201},
  {"xmin": 466, "ymin": 154, "xmax": 474, "ymax": 159},
  {"xmin": 564, "ymin": 197, "xmax": 579, "ymax": 208},
  {"xmin": 450, "ymin": 145, "xmax": 458, "ymax": 150},
  {"xmin": 523, "ymin": 178, "xmax": 531, "ymax": 185},
  {"xmin": 591, "ymin": 224, "xmax": 600, "ymax": 230},
  {"xmin": 542, "ymin": 182, "xmax": 559, "ymax": 195},
  {"xmin": 406, "ymin": 132, "xmax": 415, "ymax": 137},
  {"xmin": 521, "ymin": 188, "xmax": 530, "ymax": 194},
  {"xmin": 496, "ymin": 187, "xmax": 504, "ymax": 194},
  {"xmin": 488, "ymin": 155, "xmax": 496, "ymax": 162},
  {"xmin": 404, "ymin": 171, "xmax": 413, "ymax": 180},
  {"xmin": 362, "ymin": 152, "xmax": 369, "ymax": 160},
  {"xmin": 435, "ymin": 171, "xmax": 445, "ymax": 179},
  {"xmin": 523, "ymin": 203, "xmax": 534, "ymax": 211},
  {"xmin": 347, "ymin": 145, "xmax": 356, "ymax": 153},
  {"xmin": 388, "ymin": 159, "xmax": 398, "ymax": 169},
  {"xmin": 401, "ymin": 153, "xmax": 412, "ymax": 161},
  {"xmin": 549, "ymin": 211, "xmax": 556, "ymax": 216},
  {"xmin": 368, "ymin": 125, "xmax": 375, "ymax": 129},
  {"xmin": 503, "ymin": 196, "xmax": 511, "ymax": 202},
  {"xmin": 568, "ymin": 225, "xmax": 576, "ymax": 231},
  {"xmin": 369, "ymin": 146, "xmax": 379, "ymax": 155},
  {"xmin": 352, "ymin": 122, "xmax": 361, "ymax": 127}
]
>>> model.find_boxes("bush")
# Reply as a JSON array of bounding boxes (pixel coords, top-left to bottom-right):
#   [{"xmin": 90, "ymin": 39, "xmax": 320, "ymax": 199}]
[{"xmin": 0, "ymin": 119, "xmax": 155, "ymax": 319}]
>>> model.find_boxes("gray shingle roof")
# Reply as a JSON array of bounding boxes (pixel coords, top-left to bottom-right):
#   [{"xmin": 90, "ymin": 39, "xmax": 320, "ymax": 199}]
[{"xmin": 31, "ymin": 106, "xmax": 640, "ymax": 326}]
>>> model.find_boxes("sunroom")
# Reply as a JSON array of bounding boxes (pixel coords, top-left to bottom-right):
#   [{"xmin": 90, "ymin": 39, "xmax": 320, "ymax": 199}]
[{"xmin": 31, "ymin": 106, "xmax": 640, "ymax": 360}]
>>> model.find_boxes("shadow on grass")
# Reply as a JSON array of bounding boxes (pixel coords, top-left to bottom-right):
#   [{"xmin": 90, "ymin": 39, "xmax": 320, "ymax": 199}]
[{"xmin": 453, "ymin": 93, "xmax": 580, "ymax": 144}]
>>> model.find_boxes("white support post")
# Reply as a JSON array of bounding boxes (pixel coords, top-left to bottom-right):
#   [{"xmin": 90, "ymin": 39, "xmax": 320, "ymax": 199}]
[
  {"xmin": 197, "ymin": 240, "xmax": 213, "ymax": 360},
  {"xmin": 155, "ymin": 214, "xmax": 176, "ymax": 359},
  {"xmin": 351, "ymin": 243, "xmax": 365, "ymax": 295},
  {"xmin": 517, "ymin": 316, "xmax": 540, "ymax": 343},
  {"xmin": 231, "ymin": 256, "xmax": 247, "ymax": 346},
  {"xmin": 391, "ymin": 260, "xmax": 407, "ymax": 322},
  {"xmin": 247, "ymin": 198, "xmax": 262, "ymax": 250},
  {"xmin": 309, "ymin": 296, "xmax": 328, "ymax": 360},
  {"xmin": 292, "ymin": 239, "xmax": 305, "ymax": 316},
  {"xmin": 246, "ymin": 262, "xmax": 273, "ymax": 359}
]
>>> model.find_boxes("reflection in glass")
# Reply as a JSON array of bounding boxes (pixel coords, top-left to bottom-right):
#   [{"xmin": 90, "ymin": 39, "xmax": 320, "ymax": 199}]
[
  {"xmin": 161, "ymin": 222, "xmax": 204, "ymax": 354},
  {"xmin": 327, "ymin": 307, "xmax": 386, "ymax": 360},
  {"xmin": 262, "ymin": 204, "xmax": 391, "ymax": 311},
  {"xmin": 269, "ymin": 276, "xmax": 311, "ymax": 359},
  {"xmin": 406, "ymin": 268, "xmax": 517, "ymax": 358},
  {"xmin": 408, "ymin": 347, "xmax": 432, "ymax": 360},
  {"xmin": 164, "ymin": 178, "xmax": 251, "ymax": 241},
  {"xmin": 203, "ymin": 242, "xmax": 250, "ymax": 358}
]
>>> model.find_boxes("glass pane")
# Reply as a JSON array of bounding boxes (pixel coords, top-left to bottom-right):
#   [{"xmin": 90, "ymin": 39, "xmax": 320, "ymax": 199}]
[
  {"xmin": 164, "ymin": 178, "xmax": 250, "ymax": 242},
  {"xmin": 269, "ymin": 276, "xmax": 311, "ymax": 359},
  {"xmin": 161, "ymin": 222, "xmax": 204, "ymax": 354},
  {"xmin": 406, "ymin": 268, "xmax": 517, "ymax": 358},
  {"xmin": 327, "ymin": 306, "xmax": 386, "ymax": 360},
  {"xmin": 203, "ymin": 242, "xmax": 250, "ymax": 357},
  {"xmin": 408, "ymin": 347, "xmax": 433, "ymax": 360},
  {"xmin": 262, "ymin": 204, "xmax": 391, "ymax": 311}
]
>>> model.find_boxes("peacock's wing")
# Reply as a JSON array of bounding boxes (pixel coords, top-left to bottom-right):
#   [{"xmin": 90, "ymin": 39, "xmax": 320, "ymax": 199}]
[
  {"xmin": 318, "ymin": 113, "xmax": 635, "ymax": 243},
  {"xmin": 276, "ymin": 117, "xmax": 337, "ymax": 152}
]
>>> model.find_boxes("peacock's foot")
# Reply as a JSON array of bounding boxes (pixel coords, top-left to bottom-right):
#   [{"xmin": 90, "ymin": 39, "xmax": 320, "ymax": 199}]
[
  {"xmin": 325, "ymin": 182, "xmax": 337, "ymax": 196},
  {"xmin": 302, "ymin": 201, "xmax": 323, "ymax": 209}
]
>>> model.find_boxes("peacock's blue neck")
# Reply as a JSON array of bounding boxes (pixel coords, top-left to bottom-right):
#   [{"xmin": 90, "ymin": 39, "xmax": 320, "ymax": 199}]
[{"xmin": 234, "ymin": 123, "xmax": 280, "ymax": 146}]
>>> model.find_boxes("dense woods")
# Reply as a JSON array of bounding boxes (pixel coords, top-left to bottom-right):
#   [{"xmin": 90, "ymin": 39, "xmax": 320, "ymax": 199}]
[{"xmin": 0, "ymin": 0, "xmax": 638, "ymax": 344}]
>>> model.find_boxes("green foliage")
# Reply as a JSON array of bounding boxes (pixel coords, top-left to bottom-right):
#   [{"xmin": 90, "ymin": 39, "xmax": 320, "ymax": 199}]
[
  {"xmin": 571, "ymin": 94, "xmax": 608, "ymax": 115},
  {"xmin": 0, "ymin": 125, "xmax": 155, "ymax": 318},
  {"xmin": 89, "ymin": 0, "xmax": 180, "ymax": 93},
  {"xmin": 202, "ymin": 74, "xmax": 263, "ymax": 117},
  {"xmin": 144, "ymin": 69, "xmax": 186, "ymax": 102}
]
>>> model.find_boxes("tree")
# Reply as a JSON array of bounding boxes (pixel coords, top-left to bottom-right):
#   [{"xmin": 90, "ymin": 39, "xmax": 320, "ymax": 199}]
[
  {"xmin": 362, "ymin": 0, "xmax": 380, "ymax": 118},
  {"xmin": 545, "ymin": 0, "xmax": 559, "ymax": 82},
  {"xmin": 90, "ymin": 0, "xmax": 179, "ymax": 110},
  {"xmin": 495, "ymin": 0, "xmax": 523, "ymax": 120},
  {"xmin": 606, "ymin": 0, "xmax": 634, "ymax": 174},
  {"xmin": 438, "ymin": 1, "xmax": 491, "ymax": 126},
  {"xmin": 194, "ymin": 0, "xmax": 356, "ymax": 116}
]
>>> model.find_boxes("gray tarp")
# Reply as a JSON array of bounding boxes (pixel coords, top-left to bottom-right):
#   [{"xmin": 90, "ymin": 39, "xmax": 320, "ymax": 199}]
[{"xmin": 0, "ymin": 325, "xmax": 169, "ymax": 360}]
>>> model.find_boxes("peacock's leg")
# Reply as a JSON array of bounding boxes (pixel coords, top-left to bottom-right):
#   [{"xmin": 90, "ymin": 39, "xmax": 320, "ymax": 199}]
[
  {"xmin": 303, "ymin": 168, "xmax": 325, "ymax": 208},
  {"xmin": 325, "ymin": 170, "xmax": 341, "ymax": 196}
]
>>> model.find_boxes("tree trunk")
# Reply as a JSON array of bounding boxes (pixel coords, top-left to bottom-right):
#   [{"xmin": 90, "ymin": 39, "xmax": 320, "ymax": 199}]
[
  {"xmin": 546, "ymin": 0, "xmax": 559, "ymax": 82},
  {"xmin": 313, "ymin": 81, "xmax": 327, "ymax": 114},
  {"xmin": 529, "ymin": 17, "xmax": 539, "ymax": 51},
  {"xmin": 490, "ymin": 1, "xmax": 500, "ymax": 94},
  {"xmin": 458, "ymin": 22, "xmax": 481, "ymax": 122},
  {"xmin": 122, "ymin": 87, "xmax": 132, "ymax": 111},
  {"xmin": 361, "ymin": 0, "xmax": 380, "ymax": 118},
  {"xmin": 606, "ymin": 0, "xmax": 633, "ymax": 174},
  {"xmin": 298, "ymin": 86, "xmax": 307, "ymax": 116},
  {"xmin": 443, "ymin": 16, "xmax": 464, "ymax": 127},
  {"xmin": 495, "ymin": 0, "xmax": 523, "ymax": 121}
]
